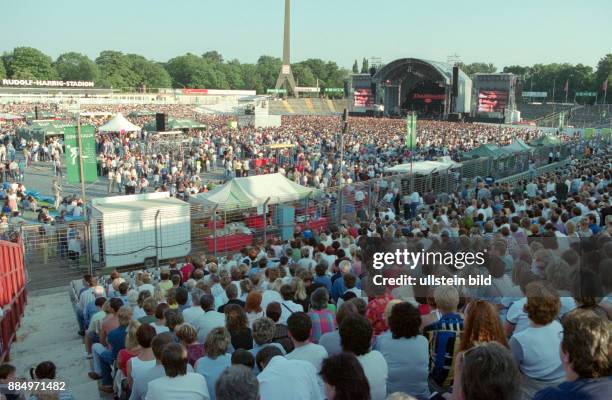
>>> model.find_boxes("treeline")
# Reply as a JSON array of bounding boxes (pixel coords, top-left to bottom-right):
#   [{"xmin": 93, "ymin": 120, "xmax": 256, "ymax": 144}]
[
  {"xmin": 456, "ymin": 57, "xmax": 612, "ymax": 103},
  {"xmin": 0, "ymin": 47, "xmax": 348, "ymax": 93},
  {"xmin": 1, "ymin": 47, "xmax": 611, "ymax": 101}
]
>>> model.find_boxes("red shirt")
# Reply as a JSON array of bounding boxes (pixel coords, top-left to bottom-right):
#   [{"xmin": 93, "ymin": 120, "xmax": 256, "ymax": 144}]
[
  {"xmin": 181, "ymin": 263, "xmax": 194, "ymax": 282},
  {"xmin": 366, "ymin": 293, "xmax": 394, "ymax": 336}
]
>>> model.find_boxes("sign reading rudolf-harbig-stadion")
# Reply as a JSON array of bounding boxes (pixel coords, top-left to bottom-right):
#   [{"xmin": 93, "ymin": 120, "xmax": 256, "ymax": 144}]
[{"xmin": 1, "ymin": 79, "xmax": 94, "ymax": 87}]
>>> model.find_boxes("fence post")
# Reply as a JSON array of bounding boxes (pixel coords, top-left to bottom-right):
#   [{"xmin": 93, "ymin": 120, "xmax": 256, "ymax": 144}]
[
  {"xmin": 263, "ymin": 198, "xmax": 271, "ymax": 245},
  {"xmin": 367, "ymin": 182, "xmax": 373, "ymax": 218},
  {"xmin": 212, "ymin": 205, "xmax": 218, "ymax": 257},
  {"xmin": 84, "ymin": 221, "xmax": 93, "ymax": 275}
]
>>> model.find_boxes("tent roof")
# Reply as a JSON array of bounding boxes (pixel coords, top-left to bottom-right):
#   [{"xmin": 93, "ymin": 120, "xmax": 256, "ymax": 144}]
[
  {"xmin": 530, "ymin": 135, "xmax": 563, "ymax": 146},
  {"xmin": 189, "ymin": 173, "xmax": 316, "ymax": 210},
  {"xmin": 0, "ymin": 113, "xmax": 24, "ymax": 120},
  {"xmin": 98, "ymin": 113, "xmax": 141, "ymax": 132},
  {"xmin": 464, "ymin": 143, "xmax": 509, "ymax": 159},
  {"xmin": 20, "ymin": 121, "xmax": 67, "ymax": 136},
  {"xmin": 502, "ymin": 139, "xmax": 533, "ymax": 153},
  {"xmin": 385, "ymin": 157, "xmax": 461, "ymax": 174}
]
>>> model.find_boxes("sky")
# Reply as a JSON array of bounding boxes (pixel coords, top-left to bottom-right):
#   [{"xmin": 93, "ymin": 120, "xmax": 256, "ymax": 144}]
[{"xmin": 2, "ymin": 0, "xmax": 611, "ymax": 69}]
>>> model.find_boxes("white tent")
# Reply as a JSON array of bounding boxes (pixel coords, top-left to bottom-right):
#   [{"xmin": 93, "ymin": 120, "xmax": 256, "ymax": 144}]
[
  {"xmin": 384, "ymin": 157, "xmax": 461, "ymax": 175},
  {"xmin": 190, "ymin": 173, "xmax": 316, "ymax": 210},
  {"xmin": 98, "ymin": 113, "xmax": 141, "ymax": 133}
]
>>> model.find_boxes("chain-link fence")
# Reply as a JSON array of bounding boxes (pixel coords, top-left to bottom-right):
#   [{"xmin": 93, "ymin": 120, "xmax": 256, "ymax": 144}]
[{"xmin": 15, "ymin": 143, "xmax": 573, "ymax": 288}]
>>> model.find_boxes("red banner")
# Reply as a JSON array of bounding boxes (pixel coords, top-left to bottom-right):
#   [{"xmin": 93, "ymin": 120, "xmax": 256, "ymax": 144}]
[
  {"xmin": 183, "ymin": 89, "xmax": 209, "ymax": 95},
  {"xmin": 412, "ymin": 93, "xmax": 446, "ymax": 101}
]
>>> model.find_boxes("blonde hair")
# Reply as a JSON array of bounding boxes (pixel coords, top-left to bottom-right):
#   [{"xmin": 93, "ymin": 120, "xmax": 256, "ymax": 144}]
[
  {"xmin": 175, "ymin": 323, "xmax": 198, "ymax": 345},
  {"xmin": 433, "ymin": 285, "xmax": 460, "ymax": 313},
  {"xmin": 125, "ymin": 319, "xmax": 141, "ymax": 350},
  {"xmin": 117, "ymin": 305, "xmax": 133, "ymax": 326}
]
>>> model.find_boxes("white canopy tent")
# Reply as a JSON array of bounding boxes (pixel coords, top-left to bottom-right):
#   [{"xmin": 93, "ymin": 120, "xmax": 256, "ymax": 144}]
[
  {"xmin": 384, "ymin": 157, "xmax": 461, "ymax": 175},
  {"xmin": 98, "ymin": 113, "xmax": 141, "ymax": 133},
  {"xmin": 190, "ymin": 173, "xmax": 317, "ymax": 210}
]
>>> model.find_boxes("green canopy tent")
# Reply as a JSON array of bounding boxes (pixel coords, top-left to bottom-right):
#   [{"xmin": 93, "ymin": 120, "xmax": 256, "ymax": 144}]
[
  {"xmin": 502, "ymin": 139, "xmax": 534, "ymax": 154},
  {"xmin": 144, "ymin": 118, "xmax": 206, "ymax": 131},
  {"xmin": 462, "ymin": 143, "xmax": 510, "ymax": 160},
  {"xmin": 128, "ymin": 110, "xmax": 156, "ymax": 117},
  {"xmin": 23, "ymin": 111, "xmax": 61, "ymax": 120},
  {"xmin": 18, "ymin": 121, "xmax": 68, "ymax": 142},
  {"xmin": 530, "ymin": 135, "xmax": 563, "ymax": 147}
]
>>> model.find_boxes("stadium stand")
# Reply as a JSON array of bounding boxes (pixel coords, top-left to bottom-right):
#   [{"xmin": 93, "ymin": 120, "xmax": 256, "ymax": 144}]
[
  {"xmin": 566, "ymin": 104, "xmax": 612, "ymax": 128},
  {"xmin": 517, "ymin": 103, "xmax": 574, "ymax": 121}
]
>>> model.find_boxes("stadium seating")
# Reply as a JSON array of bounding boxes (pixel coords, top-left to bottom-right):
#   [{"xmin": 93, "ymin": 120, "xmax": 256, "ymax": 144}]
[
  {"xmin": 518, "ymin": 103, "xmax": 574, "ymax": 121},
  {"xmin": 268, "ymin": 98, "xmax": 346, "ymax": 116},
  {"xmin": 566, "ymin": 104, "xmax": 612, "ymax": 128}
]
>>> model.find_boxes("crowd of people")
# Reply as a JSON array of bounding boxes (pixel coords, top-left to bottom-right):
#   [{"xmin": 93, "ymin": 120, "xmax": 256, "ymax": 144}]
[{"xmin": 0, "ymin": 101, "xmax": 611, "ymax": 400}]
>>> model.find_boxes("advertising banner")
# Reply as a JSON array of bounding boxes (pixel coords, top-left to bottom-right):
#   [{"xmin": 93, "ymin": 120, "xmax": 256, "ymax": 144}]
[
  {"xmin": 64, "ymin": 125, "xmax": 98, "ymax": 184},
  {"xmin": 405, "ymin": 114, "xmax": 417, "ymax": 149}
]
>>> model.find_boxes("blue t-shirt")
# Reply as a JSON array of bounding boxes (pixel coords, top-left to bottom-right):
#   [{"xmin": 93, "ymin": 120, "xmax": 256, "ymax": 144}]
[
  {"xmin": 533, "ymin": 377, "xmax": 612, "ymax": 400},
  {"xmin": 107, "ymin": 325, "xmax": 127, "ymax": 359}
]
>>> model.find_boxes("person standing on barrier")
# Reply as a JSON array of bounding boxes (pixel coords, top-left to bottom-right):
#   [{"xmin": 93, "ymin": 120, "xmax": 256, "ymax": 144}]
[{"xmin": 52, "ymin": 179, "xmax": 62, "ymax": 210}]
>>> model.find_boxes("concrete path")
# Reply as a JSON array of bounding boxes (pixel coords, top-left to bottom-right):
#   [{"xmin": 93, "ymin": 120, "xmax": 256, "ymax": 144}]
[{"xmin": 9, "ymin": 287, "xmax": 103, "ymax": 400}]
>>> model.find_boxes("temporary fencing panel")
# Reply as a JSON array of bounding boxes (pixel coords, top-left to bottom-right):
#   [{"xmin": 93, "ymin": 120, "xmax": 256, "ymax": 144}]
[{"xmin": 0, "ymin": 239, "xmax": 27, "ymax": 362}]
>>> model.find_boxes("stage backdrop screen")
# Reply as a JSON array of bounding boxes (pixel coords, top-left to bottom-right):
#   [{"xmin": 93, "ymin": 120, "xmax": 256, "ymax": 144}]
[
  {"xmin": 354, "ymin": 88, "xmax": 373, "ymax": 107},
  {"xmin": 477, "ymin": 90, "xmax": 508, "ymax": 113}
]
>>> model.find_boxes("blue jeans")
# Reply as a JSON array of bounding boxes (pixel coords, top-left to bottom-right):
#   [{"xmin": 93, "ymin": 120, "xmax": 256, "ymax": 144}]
[
  {"xmin": 410, "ymin": 202, "xmax": 419, "ymax": 218},
  {"xmin": 92, "ymin": 344, "xmax": 115, "ymax": 385}
]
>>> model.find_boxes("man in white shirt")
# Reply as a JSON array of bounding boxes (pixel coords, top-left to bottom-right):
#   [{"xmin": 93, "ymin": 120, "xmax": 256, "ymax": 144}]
[
  {"xmin": 182, "ymin": 289, "xmax": 205, "ymax": 325},
  {"xmin": 194, "ymin": 295, "xmax": 226, "ymax": 343},
  {"xmin": 146, "ymin": 343, "xmax": 208, "ymax": 400},
  {"xmin": 285, "ymin": 313, "xmax": 328, "ymax": 371},
  {"xmin": 256, "ymin": 347, "xmax": 322, "ymax": 400}
]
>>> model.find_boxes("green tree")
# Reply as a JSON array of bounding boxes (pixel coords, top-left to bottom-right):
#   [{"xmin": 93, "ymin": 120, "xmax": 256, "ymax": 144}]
[
  {"xmin": 165, "ymin": 53, "xmax": 229, "ymax": 88},
  {"xmin": 256, "ymin": 56, "xmax": 282, "ymax": 90},
  {"xmin": 292, "ymin": 64, "xmax": 316, "ymax": 87},
  {"xmin": 595, "ymin": 54, "xmax": 612, "ymax": 102},
  {"xmin": 202, "ymin": 51, "xmax": 224, "ymax": 64},
  {"xmin": 95, "ymin": 50, "xmax": 139, "ymax": 88},
  {"xmin": 240, "ymin": 64, "xmax": 264, "ymax": 93},
  {"xmin": 457, "ymin": 62, "xmax": 497, "ymax": 76},
  {"xmin": 0, "ymin": 59, "xmax": 6, "ymax": 79},
  {"xmin": 54, "ymin": 52, "xmax": 99, "ymax": 82},
  {"xmin": 4, "ymin": 47, "xmax": 58, "ymax": 80},
  {"xmin": 361, "ymin": 58, "xmax": 369, "ymax": 74},
  {"xmin": 220, "ymin": 61, "xmax": 246, "ymax": 89},
  {"xmin": 352, "ymin": 60, "xmax": 359, "ymax": 74},
  {"xmin": 125, "ymin": 54, "xmax": 172, "ymax": 88}
]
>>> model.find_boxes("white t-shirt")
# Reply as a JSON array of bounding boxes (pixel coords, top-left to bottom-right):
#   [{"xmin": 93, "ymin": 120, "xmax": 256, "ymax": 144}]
[
  {"xmin": 357, "ymin": 351, "xmax": 388, "ymax": 400},
  {"xmin": 145, "ymin": 373, "xmax": 209, "ymax": 400},
  {"xmin": 257, "ymin": 356, "xmax": 321, "ymax": 400},
  {"xmin": 285, "ymin": 343, "xmax": 328, "ymax": 372}
]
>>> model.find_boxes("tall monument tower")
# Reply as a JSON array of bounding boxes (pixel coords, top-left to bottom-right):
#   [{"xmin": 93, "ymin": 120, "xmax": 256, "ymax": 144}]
[{"xmin": 274, "ymin": 0, "xmax": 297, "ymax": 96}]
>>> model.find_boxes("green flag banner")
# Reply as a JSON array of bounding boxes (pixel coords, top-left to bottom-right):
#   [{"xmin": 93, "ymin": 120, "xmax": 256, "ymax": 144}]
[
  {"xmin": 583, "ymin": 128, "xmax": 596, "ymax": 139},
  {"xmin": 558, "ymin": 112, "xmax": 565, "ymax": 131},
  {"xmin": 601, "ymin": 128, "xmax": 612, "ymax": 138},
  {"xmin": 406, "ymin": 114, "xmax": 417, "ymax": 149},
  {"xmin": 64, "ymin": 125, "xmax": 98, "ymax": 184}
]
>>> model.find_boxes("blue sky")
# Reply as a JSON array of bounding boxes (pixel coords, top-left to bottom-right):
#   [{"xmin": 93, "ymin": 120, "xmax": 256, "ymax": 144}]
[{"xmin": 2, "ymin": 0, "xmax": 611, "ymax": 69}]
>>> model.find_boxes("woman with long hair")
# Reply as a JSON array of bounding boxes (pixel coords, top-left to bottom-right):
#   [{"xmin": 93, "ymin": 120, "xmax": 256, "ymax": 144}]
[
  {"xmin": 320, "ymin": 352, "xmax": 371, "ymax": 400},
  {"xmin": 459, "ymin": 300, "xmax": 508, "ymax": 352},
  {"xmin": 244, "ymin": 291, "xmax": 264, "ymax": 328},
  {"xmin": 224, "ymin": 304, "xmax": 253, "ymax": 350},
  {"xmin": 448, "ymin": 300, "xmax": 510, "ymax": 400}
]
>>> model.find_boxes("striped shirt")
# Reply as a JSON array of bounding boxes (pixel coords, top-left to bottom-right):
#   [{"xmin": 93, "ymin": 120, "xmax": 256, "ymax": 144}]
[{"xmin": 308, "ymin": 309, "xmax": 336, "ymax": 344}]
